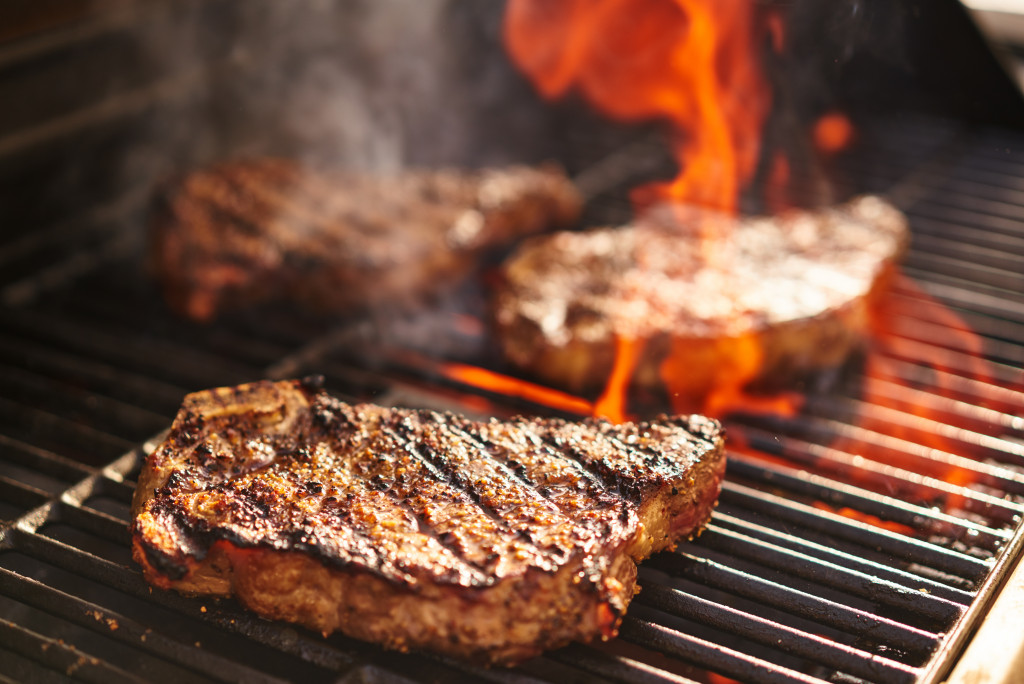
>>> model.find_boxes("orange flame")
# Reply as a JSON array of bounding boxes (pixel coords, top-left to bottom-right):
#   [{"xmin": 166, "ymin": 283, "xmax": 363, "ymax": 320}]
[
  {"xmin": 499, "ymin": 1, "xmax": 1003, "ymax": 517},
  {"xmin": 812, "ymin": 503, "xmax": 918, "ymax": 537},
  {"xmin": 441, "ymin": 363, "xmax": 593, "ymax": 416},
  {"xmin": 828, "ymin": 273, "xmax": 1006, "ymax": 513},
  {"xmin": 504, "ymin": 0, "xmax": 775, "ymax": 214},
  {"xmin": 441, "ymin": 355, "xmax": 644, "ymax": 424},
  {"xmin": 659, "ymin": 331, "xmax": 805, "ymax": 418},
  {"xmin": 593, "ymin": 336, "xmax": 644, "ymax": 423},
  {"xmin": 863, "ymin": 275, "xmax": 993, "ymax": 454},
  {"xmin": 505, "ymin": 0, "xmax": 795, "ymax": 421}
]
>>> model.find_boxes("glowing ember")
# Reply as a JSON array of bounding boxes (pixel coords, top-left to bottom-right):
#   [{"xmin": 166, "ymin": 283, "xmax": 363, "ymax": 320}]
[
  {"xmin": 707, "ymin": 673, "xmax": 743, "ymax": 684},
  {"xmin": 504, "ymin": 0, "xmax": 776, "ymax": 214},
  {"xmin": 825, "ymin": 274, "xmax": 1007, "ymax": 511},
  {"xmin": 812, "ymin": 502, "xmax": 917, "ymax": 537},
  {"xmin": 813, "ymin": 111, "xmax": 856, "ymax": 155},
  {"xmin": 863, "ymin": 275, "xmax": 992, "ymax": 455}
]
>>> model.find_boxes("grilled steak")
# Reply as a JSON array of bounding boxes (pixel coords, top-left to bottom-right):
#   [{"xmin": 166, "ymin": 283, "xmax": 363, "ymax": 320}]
[
  {"xmin": 150, "ymin": 159, "xmax": 581, "ymax": 322},
  {"xmin": 131, "ymin": 378, "xmax": 725, "ymax": 665},
  {"xmin": 493, "ymin": 195, "xmax": 910, "ymax": 411}
]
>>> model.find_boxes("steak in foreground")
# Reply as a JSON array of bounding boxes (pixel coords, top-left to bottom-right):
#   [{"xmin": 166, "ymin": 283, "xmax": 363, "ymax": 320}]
[
  {"xmin": 131, "ymin": 378, "xmax": 726, "ymax": 665},
  {"xmin": 150, "ymin": 159, "xmax": 581, "ymax": 322}
]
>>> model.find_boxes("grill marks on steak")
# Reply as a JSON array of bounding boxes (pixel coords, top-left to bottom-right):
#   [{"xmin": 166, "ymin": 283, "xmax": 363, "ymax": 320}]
[
  {"xmin": 150, "ymin": 159, "xmax": 582, "ymax": 322},
  {"xmin": 131, "ymin": 378, "xmax": 725, "ymax": 664}
]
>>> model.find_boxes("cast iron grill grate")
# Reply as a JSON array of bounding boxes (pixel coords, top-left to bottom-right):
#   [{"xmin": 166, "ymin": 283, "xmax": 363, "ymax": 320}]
[
  {"xmin": 1, "ymin": 116, "xmax": 1023, "ymax": 684},
  {"xmin": 2, "ymin": 3, "xmax": 1024, "ymax": 678}
]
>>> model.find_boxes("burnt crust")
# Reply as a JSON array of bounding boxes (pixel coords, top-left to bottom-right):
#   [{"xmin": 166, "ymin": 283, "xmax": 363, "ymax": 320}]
[{"xmin": 131, "ymin": 378, "xmax": 725, "ymax": 664}]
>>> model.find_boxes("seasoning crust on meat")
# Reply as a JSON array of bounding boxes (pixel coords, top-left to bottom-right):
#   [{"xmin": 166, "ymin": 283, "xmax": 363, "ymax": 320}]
[
  {"xmin": 493, "ymin": 196, "xmax": 910, "ymax": 406},
  {"xmin": 150, "ymin": 159, "xmax": 581, "ymax": 322},
  {"xmin": 130, "ymin": 378, "xmax": 725, "ymax": 665}
]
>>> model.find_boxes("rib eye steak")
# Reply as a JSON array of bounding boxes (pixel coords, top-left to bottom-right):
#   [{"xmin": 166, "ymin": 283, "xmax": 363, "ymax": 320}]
[
  {"xmin": 150, "ymin": 159, "xmax": 581, "ymax": 322},
  {"xmin": 130, "ymin": 378, "xmax": 725, "ymax": 665},
  {"xmin": 493, "ymin": 195, "xmax": 909, "ymax": 412}
]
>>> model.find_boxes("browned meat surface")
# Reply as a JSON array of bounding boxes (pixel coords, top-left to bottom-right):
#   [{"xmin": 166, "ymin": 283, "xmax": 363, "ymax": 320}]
[
  {"xmin": 493, "ymin": 196, "xmax": 910, "ymax": 409},
  {"xmin": 131, "ymin": 378, "xmax": 725, "ymax": 665},
  {"xmin": 150, "ymin": 159, "xmax": 581, "ymax": 322}
]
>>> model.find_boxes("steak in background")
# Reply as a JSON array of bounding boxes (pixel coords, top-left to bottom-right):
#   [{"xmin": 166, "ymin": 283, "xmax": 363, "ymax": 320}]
[
  {"xmin": 131, "ymin": 378, "xmax": 725, "ymax": 665},
  {"xmin": 150, "ymin": 159, "xmax": 581, "ymax": 322},
  {"xmin": 493, "ymin": 196, "xmax": 910, "ymax": 409}
]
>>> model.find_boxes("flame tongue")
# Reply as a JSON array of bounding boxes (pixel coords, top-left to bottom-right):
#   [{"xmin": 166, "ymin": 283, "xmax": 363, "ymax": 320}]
[
  {"xmin": 504, "ymin": 0, "xmax": 781, "ymax": 421},
  {"xmin": 504, "ymin": 0, "xmax": 774, "ymax": 213}
]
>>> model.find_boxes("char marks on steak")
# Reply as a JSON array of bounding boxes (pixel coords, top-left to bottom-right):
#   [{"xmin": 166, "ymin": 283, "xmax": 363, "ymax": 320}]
[
  {"xmin": 131, "ymin": 378, "xmax": 725, "ymax": 665},
  {"xmin": 150, "ymin": 159, "xmax": 581, "ymax": 322},
  {"xmin": 493, "ymin": 195, "xmax": 910, "ymax": 408}
]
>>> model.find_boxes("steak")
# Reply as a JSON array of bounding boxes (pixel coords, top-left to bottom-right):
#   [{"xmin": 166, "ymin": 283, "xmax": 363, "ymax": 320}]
[
  {"xmin": 492, "ymin": 195, "xmax": 910, "ymax": 411},
  {"xmin": 149, "ymin": 159, "xmax": 581, "ymax": 322},
  {"xmin": 131, "ymin": 378, "xmax": 725, "ymax": 665}
]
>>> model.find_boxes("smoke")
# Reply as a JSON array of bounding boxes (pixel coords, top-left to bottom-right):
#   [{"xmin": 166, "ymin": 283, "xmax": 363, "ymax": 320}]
[{"xmin": 129, "ymin": 0, "xmax": 556, "ymax": 180}]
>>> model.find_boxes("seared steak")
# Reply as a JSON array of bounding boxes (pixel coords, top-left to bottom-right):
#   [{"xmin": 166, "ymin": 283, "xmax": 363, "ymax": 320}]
[
  {"xmin": 493, "ymin": 196, "xmax": 910, "ymax": 411},
  {"xmin": 150, "ymin": 159, "xmax": 581, "ymax": 322},
  {"xmin": 131, "ymin": 378, "xmax": 725, "ymax": 665}
]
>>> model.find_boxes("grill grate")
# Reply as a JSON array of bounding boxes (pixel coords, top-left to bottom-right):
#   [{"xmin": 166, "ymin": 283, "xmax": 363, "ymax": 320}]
[
  {"xmin": 2, "ymin": 5, "xmax": 1024, "ymax": 677},
  {"xmin": 1, "ymin": 117, "xmax": 1022, "ymax": 684}
]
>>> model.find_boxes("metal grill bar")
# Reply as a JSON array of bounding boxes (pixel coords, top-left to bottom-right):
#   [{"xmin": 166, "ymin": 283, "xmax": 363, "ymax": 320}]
[
  {"xmin": 647, "ymin": 551, "xmax": 941, "ymax": 657},
  {"xmin": 634, "ymin": 584, "xmax": 920, "ymax": 684},
  {"xmin": 910, "ymin": 277, "xmax": 1024, "ymax": 324},
  {"xmin": 734, "ymin": 427, "xmax": 1023, "ymax": 526},
  {"xmin": 694, "ymin": 524, "xmax": 965, "ymax": 623},
  {"xmin": 864, "ymin": 355, "xmax": 1024, "ymax": 416},
  {"xmin": 710, "ymin": 512, "xmax": 975, "ymax": 604},
  {"xmin": 736, "ymin": 415, "xmax": 1024, "ymax": 498},
  {"xmin": 0, "ymin": 20, "xmax": 1022, "ymax": 677},
  {"xmin": 0, "ymin": 395, "xmax": 135, "ymax": 465},
  {"xmin": 548, "ymin": 644, "xmax": 700, "ymax": 684},
  {"xmin": 718, "ymin": 482, "xmax": 995, "ymax": 582},
  {"xmin": 804, "ymin": 397, "xmax": 1024, "ymax": 462},
  {"xmin": 838, "ymin": 376, "xmax": 1022, "ymax": 439},
  {"xmin": 0, "ymin": 480, "xmax": 49, "ymax": 518},
  {"xmin": 0, "ymin": 435, "xmax": 91, "ymax": 484},
  {"xmin": 1, "ymin": 309, "xmax": 261, "ymax": 389},
  {"xmin": 727, "ymin": 457, "xmax": 1009, "ymax": 555},
  {"xmin": 0, "ymin": 569, "xmax": 286, "ymax": 684},
  {"xmin": 0, "ymin": 332, "xmax": 191, "ymax": 416},
  {"xmin": 618, "ymin": 617, "xmax": 833, "ymax": 684},
  {"xmin": 0, "ymin": 616, "xmax": 149, "ymax": 684},
  {"xmin": 0, "ymin": 544, "xmax": 365, "ymax": 678}
]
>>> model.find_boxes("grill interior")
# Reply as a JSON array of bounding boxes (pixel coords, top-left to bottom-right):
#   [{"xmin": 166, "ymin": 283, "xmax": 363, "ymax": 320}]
[{"xmin": 3, "ymin": 4, "xmax": 1024, "ymax": 684}]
